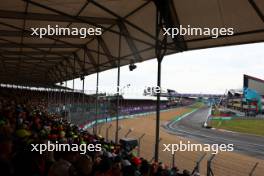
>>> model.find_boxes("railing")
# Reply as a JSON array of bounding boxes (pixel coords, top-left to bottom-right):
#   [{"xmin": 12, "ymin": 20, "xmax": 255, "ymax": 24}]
[{"xmin": 96, "ymin": 119, "xmax": 264, "ymax": 176}]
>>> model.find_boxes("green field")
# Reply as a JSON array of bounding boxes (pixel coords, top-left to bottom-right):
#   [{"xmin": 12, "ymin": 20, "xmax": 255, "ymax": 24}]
[{"xmin": 211, "ymin": 119, "xmax": 264, "ymax": 136}]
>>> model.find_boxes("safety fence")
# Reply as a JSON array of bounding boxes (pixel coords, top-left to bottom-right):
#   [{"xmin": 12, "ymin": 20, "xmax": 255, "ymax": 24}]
[{"xmin": 90, "ymin": 115, "xmax": 264, "ymax": 176}]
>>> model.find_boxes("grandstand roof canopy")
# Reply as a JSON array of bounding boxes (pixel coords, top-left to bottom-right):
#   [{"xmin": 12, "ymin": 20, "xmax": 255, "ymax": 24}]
[{"xmin": 0, "ymin": 0, "xmax": 263, "ymax": 86}]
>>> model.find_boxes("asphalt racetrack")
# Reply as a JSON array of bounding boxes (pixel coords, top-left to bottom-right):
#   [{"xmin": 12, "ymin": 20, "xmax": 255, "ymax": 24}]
[{"xmin": 165, "ymin": 107, "xmax": 264, "ymax": 159}]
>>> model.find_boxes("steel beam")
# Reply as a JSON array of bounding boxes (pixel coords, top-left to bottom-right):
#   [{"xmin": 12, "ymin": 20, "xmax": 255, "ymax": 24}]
[
  {"xmin": 0, "ymin": 56, "xmax": 62, "ymax": 61},
  {"xmin": 91, "ymin": 0, "xmax": 155, "ymax": 40},
  {"xmin": 0, "ymin": 10, "xmax": 116, "ymax": 24},
  {"xmin": 22, "ymin": 0, "xmax": 154, "ymax": 48},
  {"xmin": 83, "ymin": 46, "xmax": 97, "ymax": 68},
  {"xmin": 118, "ymin": 22, "xmax": 142, "ymax": 62},
  {"xmin": 0, "ymin": 56, "xmax": 6, "ymax": 72},
  {"xmin": 0, "ymin": 22, "xmax": 83, "ymax": 60},
  {"xmin": 0, "ymin": 38, "xmax": 77, "ymax": 78},
  {"xmin": 63, "ymin": 58, "xmax": 76, "ymax": 77},
  {"xmin": 0, "ymin": 22, "xmax": 91, "ymax": 56},
  {"xmin": 0, "ymin": 43, "xmax": 83, "ymax": 48},
  {"xmin": 53, "ymin": 66, "xmax": 64, "ymax": 82},
  {"xmin": 154, "ymin": 0, "xmax": 186, "ymax": 52},
  {"xmin": 0, "ymin": 50, "xmax": 73, "ymax": 56},
  {"xmin": 55, "ymin": 65, "xmax": 66, "ymax": 80},
  {"xmin": 97, "ymin": 36, "xmax": 117, "ymax": 67},
  {"xmin": 73, "ymin": 53, "xmax": 85, "ymax": 73},
  {"xmin": 0, "ymin": 30, "xmax": 94, "ymax": 38},
  {"xmin": 249, "ymin": 0, "xmax": 264, "ymax": 23}
]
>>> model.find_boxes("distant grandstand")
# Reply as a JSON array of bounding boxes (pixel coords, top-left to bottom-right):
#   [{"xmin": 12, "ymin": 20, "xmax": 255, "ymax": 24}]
[{"xmin": 227, "ymin": 74, "xmax": 264, "ymax": 116}]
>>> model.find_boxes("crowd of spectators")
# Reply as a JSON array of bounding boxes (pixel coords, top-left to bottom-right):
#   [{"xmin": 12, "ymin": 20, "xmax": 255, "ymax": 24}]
[{"xmin": 0, "ymin": 87, "xmax": 198, "ymax": 176}]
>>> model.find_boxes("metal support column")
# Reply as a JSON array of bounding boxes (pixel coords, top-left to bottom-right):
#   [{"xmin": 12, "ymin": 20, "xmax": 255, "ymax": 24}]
[
  {"xmin": 154, "ymin": 6, "xmax": 167, "ymax": 162},
  {"xmin": 82, "ymin": 49, "xmax": 86, "ymax": 113},
  {"xmin": 94, "ymin": 39, "xmax": 100, "ymax": 135},
  {"xmin": 65, "ymin": 65, "xmax": 68, "ymax": 120},
  {"xmin": 115, "ymin": 31, "xmax": 121, "ymax": 144},
  {"xmin": 59, "ymin": 83, "xmax": 62, "ymax": 110},
  {"xmin": 94, "ymin": 69, "xmax": 99, "ymax": 135},
  {"xmin": 64, "ymin": 81, "xmax": 67, "ymax": 120},
  {"xmin": 82, "ymin": 76, "xmax": 85, "ymax": 111},
  {"xmin": 71, "ymin": 56, "xmax": 76, "ymax": 123},
  {"xmin": 47, "ymin": 87, "xmax": 50, "ymax": 111}
]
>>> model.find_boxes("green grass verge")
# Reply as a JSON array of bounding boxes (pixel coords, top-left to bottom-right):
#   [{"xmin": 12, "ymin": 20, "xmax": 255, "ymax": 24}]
[{"xmin": 211, "ymin": 119, "xmax": 264, "ymax": 136}]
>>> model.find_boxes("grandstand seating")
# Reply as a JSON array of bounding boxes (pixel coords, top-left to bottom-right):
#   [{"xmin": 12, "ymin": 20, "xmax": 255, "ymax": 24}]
[{"xmin": 0, "ymin": 87, "xmax": 195, "ymax": 176}]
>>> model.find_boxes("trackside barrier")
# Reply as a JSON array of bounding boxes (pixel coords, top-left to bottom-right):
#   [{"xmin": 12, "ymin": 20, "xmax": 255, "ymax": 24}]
[
  {"xmin": 150, "ymin": 138, "xmax": 162, "ymax": 163},
  {"xmin": 210, "ymin": 153, "xmax": 264, "ymax": 176},
  {"xmin": 249, "ymin": 162, "xmax": 259, "ymax": 176},
  {"xmin": 81, "ymin": 108, "xmax": 177, "ymax": 130},
  {"xmin": 207, "ymin": 154, "xmax": 216, "ymax": 176},
  {"xmin": 105, "ymin": 124, "xmax": 112, "ymax": 142},
  {"xmin": 98, "ymin": 124, "xmax": 103, "ymax": 134},
  {"xmin": 171, "ymin": 152, "xmax": 176, "ymax": 168},
  {"xmin": 118, "ymin": 126, "xmax": 122, "ymax": 133},
  {"xmin": 124, "ymin": 128, "xmax": 133, "ymax": 138},
  {"xmin": 192, "ymin": 153, "xmax": 207, "ymax": 175},
  {"xmin": 138, "ymin": 133, "xmax": 145, "ymax": 157},
  {"xmin": 100, "ymin": 121, "xmax": 264, "ymax": 176}
]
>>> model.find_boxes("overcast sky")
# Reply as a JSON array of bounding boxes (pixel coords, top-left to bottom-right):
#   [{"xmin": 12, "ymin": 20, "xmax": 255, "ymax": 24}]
[{"xmin": 64, "ymin": 42, "xmax": 264, "ymax": 99}]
